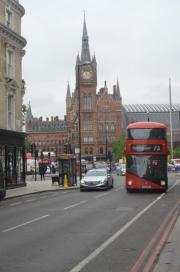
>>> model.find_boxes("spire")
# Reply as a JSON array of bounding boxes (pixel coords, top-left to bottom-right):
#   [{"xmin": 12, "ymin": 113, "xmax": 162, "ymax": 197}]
[
  {"xmin": 116, "ymin": 79, "xmax": 121, "ymax": 98},
  {"xmin": 92, "ymin": 52, "xmax": 97, "ymax": 67},
  {"xmin": 26, "ymin": 101, "xmax": 33, "ymax": 118},
  {"xmin": 76, "ymin": 52, "xmax": 80, "ymax": 66},
  {"xmin": 81, "ymin": 14, "xmax": 91, "ymax": 64},
  {"xmin": 66, "ymin": 82, "xmax": 71, "ymax": 97}
]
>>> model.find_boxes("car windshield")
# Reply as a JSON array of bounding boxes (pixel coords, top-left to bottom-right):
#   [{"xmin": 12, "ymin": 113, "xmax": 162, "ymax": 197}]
[
  {"xmin": 86, "ymin": 170, "xmax": 106, "ymax": 177},
  {"xmin": 126, "ymin": 155, "xmax": 167, "ymax": 181}
]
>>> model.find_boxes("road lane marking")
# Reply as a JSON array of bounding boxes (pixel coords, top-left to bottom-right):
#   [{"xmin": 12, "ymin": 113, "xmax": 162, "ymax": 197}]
[
  {"xmin": 143, "ymin": 208, "xmax": 180, "ymax": 272},
  {"xmin": 130, "ymin": 199, "xmax": 180, "ymax": 272},
  {"xmin": 167, "ymin": 179, "xmax": 180, "ymax": 192},
  {"xmin": 94, "ymin": 192, "xmax": 110, "ymax": 199},
  {"xmin": 25, "ymin": 198, "xmax": 35, "ymax": 203},
  {"xmin": 64, "ymin": 201, "xmax": 87, "ymax": 210},
  {"xmin": 70, "ymin": 181, "xmax": 180, "ymax": 272},
  {"xmin": 10, "ymin": 202, "xmax": 22, "ymax": 206},
  {"xmin": 2, "ymin": 214, "xmax": 49, "ymax": 233}
]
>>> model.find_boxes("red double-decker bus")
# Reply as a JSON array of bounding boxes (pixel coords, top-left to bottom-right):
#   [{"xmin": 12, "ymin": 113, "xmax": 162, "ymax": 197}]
[{"xmin": 125, "ymin": 121, "xmax": 168, "ymax": 192}]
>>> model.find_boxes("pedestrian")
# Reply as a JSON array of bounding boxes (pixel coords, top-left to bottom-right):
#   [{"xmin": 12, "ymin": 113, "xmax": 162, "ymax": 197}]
[
  {"xmin": 39, "ymin": 163, "xmax": 45, "ymax": 181},
  {"xmin": 51, "ymin": 164, "xmax": 56, "ymax": 174}
]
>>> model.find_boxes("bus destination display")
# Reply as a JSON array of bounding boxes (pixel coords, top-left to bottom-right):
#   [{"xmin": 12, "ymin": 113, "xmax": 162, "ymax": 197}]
[{"xmin": 131, "ymin": 144, "xmax": 162, "ymax": 152}]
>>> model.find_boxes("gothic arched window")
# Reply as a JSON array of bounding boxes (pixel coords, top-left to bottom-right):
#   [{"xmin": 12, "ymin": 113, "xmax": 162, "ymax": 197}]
[{"xmin": 100, "ymin": 147, "xmax": 103, "ymax": 154}]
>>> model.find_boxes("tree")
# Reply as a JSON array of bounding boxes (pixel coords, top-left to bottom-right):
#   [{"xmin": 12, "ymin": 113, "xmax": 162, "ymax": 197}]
[
  {"xmin": 25, "ymin": 139, "xmax": 33, "ymax": 153},
  {"xmin": 174, "ymin": 145, "xmax": 180, "ymax": 158},
  {"xmin": 112, "ymin": 135, "xmax": 126, "ymax": 162}
]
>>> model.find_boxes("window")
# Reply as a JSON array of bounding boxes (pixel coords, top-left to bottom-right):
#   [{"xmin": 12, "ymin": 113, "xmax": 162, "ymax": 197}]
[
  {"xmin": 84, "ymin": 137, "xmax": 93, "ymax": 143},
  {"xmin": 83, "ymin": 113, "xmax": 92, "ymax": 131},
  {"xmin": 100, "ymin": 147, "xmax": 103, "ymax": 154},
  {"xmin": 7, "ymin": 95, "xmax": 15, "ymax": 130},
  {"xmin": 6, "ymin": 8, "xmax": 13, "ymax": 28},
  {"xmin": 83, "ymin": 95, "xmax": 92, "ymax": 111},
  {"xmin": 128, "ymin": 128, "xmax": 166, "ymax": 140},
  {"xmin": 6, "ymin": 47, "xmax": 15, "ymax": 79}
]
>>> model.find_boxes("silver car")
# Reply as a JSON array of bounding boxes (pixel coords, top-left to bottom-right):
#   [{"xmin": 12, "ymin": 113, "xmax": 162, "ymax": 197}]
[{"xmin": 80, "ymin": 168, "xmax": 114, "ymax": 191}]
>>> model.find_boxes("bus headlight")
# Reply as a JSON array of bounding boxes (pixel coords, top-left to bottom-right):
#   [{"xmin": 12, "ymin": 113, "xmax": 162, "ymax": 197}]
[
  {"xmin": 128, "ymin": 180, "xmax": 132, "ymax": 186},
  {"xmin": 161, "ymin": 180, "xmax": 166, "ymax": 186}
]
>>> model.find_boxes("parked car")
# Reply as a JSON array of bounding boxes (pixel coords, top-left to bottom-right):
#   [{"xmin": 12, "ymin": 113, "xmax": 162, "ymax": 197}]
[{"xmin": 80, "ymin": 168, "xmax": 114, "ymax": 191}]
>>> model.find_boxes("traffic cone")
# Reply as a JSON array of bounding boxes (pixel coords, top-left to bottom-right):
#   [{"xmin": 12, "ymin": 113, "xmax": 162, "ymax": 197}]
[{"xmin": 64, "ymin": 174, "xmax": 68, "ymax": 188}]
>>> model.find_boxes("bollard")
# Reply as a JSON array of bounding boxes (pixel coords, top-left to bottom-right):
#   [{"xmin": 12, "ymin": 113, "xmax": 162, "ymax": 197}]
[{"xmin": 63, "ymin": 174, "xmax": 68, "ymax": 188}]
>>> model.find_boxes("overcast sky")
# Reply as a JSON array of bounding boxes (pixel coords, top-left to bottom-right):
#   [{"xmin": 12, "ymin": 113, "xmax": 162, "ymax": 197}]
[{"xmin": 21, "ymin": 0, "xmax": 180, "ymax": 119}]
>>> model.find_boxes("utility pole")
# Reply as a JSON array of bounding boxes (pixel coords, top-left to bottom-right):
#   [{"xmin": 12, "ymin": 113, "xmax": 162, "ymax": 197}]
[
  {"xmin": 169, "ymin": 78, "xmax": 174, "ymax": 160},
  {"xmin": 78, "ymin": 64, "xmax": 82, "ymax": 180}
]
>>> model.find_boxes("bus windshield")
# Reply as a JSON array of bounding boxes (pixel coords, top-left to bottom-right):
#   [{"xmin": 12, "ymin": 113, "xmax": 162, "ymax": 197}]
[
  {"xmin": 126, "ymin": 155, "xmax": 167, "ymax": 182},
  {"xmin": 128, "ymin": 128, "xmax": 166, "ymax": 140}
]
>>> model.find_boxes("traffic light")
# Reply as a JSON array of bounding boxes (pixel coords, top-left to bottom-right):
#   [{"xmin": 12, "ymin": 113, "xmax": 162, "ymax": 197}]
[
  {"xmin": 40, "ymin": 152, "xmax": 44, "ymax": 160},
  {"xmin": 48, "ymin": 152, "xmax": 50, "ymax": 160},
  {"xmin": 63, "ymin": 144, "xmax": 68, "ymax": 154}
]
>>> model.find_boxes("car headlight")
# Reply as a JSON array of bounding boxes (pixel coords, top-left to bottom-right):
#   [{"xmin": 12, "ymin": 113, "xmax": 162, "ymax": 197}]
[
  {"xmin": 80, "ymin": 179, "xmax": 85, "ymax": 184},
  {"xmin": 100, "ymin": 178, "xmax": 107, "ymax": 184}
]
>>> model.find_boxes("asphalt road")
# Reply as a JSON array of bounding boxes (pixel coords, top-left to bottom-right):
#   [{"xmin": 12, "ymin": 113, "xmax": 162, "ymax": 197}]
[{"xmin": 0, "ymin": 173, "xmax": 179, "ymax": 272}]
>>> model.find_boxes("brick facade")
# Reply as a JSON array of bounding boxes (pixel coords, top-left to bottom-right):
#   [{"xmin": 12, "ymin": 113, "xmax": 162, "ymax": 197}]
[{"xmin": 26, "ymin": 17, "xmax": 123, "ymax": 160}]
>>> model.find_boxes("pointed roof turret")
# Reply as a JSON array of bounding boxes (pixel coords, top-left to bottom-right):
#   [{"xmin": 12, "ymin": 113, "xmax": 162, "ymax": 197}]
[
  {"xmin": 92, "ymin": 53, "xmax": 97, "ymax": 66},
  {"xmin": 76, "ymin": 52, "xmax": 81, "ymax": 66},
  {"xmin": 116, "ymin": 79, "xmax": 121, "ymax": 98},
  {"xmin": 66, "ymin": 82, "xmax": 71, "ymax": 98},
  {"xmin": 81, "ymin": 14, "xmax": 91, "ymax": 64},
  {"xmin": 26, "ymin": 101, "xmax": 33, "ymax": 118}
]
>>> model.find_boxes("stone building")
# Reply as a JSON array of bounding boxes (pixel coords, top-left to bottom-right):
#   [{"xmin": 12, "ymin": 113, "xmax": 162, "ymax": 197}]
[
  {"xmin": 0, "ymin": 0, "xmax": 26, "ymax": 197},
  {"xmin": 26, "ymin": 103, "xmax": 67, "ymax": 155},
  {"xmin": 65, "ymin": 17, "xmax": 123, "ymax": 160},
  {"xmin": 26, "ymin": 17, "xmax": 123, "ymax": 161}
]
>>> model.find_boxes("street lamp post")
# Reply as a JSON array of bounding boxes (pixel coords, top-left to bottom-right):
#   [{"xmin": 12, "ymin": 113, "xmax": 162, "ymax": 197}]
[
  {"xmin": 78, "ymin": 64, "xmax": 82, "ymax": 180},
  {"xmin": 105, "ymin": 131, "xmax": 108, "ymax": 161}
]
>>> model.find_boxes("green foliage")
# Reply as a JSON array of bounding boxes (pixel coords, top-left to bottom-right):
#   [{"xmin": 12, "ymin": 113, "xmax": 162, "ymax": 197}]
[
  {"xmin": 112, "ymin": 135, "xmax": 126, "ymax": 161},
  {"xmin": 25, "ymin": 139, "xmax": 32, "ymax": 153},
  {"xmin": 174, "ymin": 145, "xmax": 180, "ymax": 158}
]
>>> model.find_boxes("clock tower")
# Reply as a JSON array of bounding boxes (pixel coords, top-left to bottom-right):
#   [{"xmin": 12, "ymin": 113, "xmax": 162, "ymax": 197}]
[{"xmin": 75, "ymin": 16, "xmax": 98, "ymax": 159}]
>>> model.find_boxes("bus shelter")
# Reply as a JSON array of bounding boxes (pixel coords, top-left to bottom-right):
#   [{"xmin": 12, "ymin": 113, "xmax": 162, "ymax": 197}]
[{"xmin": 52, "ymin": 154, "xmax": 77, "ymax": 186}]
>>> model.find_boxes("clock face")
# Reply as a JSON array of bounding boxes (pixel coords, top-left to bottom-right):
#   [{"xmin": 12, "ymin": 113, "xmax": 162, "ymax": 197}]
[{"xmin": 81, "ymin": 71, "xmax": 92, "ymax": 80}]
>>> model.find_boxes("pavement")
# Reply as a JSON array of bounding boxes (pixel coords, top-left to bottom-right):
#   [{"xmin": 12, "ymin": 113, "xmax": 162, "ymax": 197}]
[
  {"xmin": 5, "ymin": 174, "xmax": 80, "ymax": 199},
  {"xmin": 3, "ymin": 174, "xmax": 180, "ymax": 272}
]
